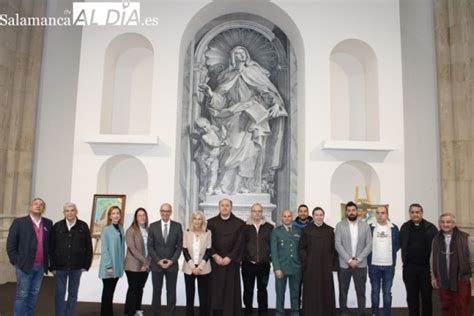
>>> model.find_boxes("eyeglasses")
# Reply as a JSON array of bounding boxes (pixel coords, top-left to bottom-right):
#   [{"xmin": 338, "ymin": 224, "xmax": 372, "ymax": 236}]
[{"xmin": 160, "ymin": 209, "xmax": 171, "ymax": 213}]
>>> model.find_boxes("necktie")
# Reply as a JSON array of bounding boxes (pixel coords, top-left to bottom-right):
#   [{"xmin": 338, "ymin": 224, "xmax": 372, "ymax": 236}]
[
  {"xmin": 163, "ymin": 223, "xmax": 168, "ymax": 243},
  {"xmin": 287, "ymin": 226, "xmax": 291, "ymax": 233}
]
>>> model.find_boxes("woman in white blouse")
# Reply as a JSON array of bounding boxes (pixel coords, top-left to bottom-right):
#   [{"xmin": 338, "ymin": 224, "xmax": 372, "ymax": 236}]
[{"xmin": 182, "ymin": 210, "xmax": 212, "ymax": 316}]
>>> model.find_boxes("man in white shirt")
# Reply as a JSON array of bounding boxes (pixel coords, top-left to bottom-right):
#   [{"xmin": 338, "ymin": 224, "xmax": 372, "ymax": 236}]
[
  {"xmin": 368, "ymin": 205, "xmax": 400, "ymax": 316},
  {"xmin": 335, "ymin": 201, "xmax": 372, "ymax": 316}
]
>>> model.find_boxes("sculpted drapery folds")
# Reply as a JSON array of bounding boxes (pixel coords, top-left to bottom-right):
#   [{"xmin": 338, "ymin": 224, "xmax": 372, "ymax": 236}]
[{"xmin": 197, "ymin": 45, "xmax": 287, "ymax": 196}]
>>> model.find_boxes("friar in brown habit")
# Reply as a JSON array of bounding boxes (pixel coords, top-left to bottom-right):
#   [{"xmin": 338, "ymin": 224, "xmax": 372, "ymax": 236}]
[
  {"xmin": 299, "ymin": 207, "xmax": 339, "ymax": 316},
  {"xmin": 207, "ymin": 198, "xmax": 245, "ymax": 316}
]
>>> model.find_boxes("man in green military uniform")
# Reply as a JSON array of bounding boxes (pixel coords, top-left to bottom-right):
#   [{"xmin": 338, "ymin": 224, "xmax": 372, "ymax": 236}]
[{"xmin": 271, "ymin": 209, "xmax": 302, "ymax": 316}]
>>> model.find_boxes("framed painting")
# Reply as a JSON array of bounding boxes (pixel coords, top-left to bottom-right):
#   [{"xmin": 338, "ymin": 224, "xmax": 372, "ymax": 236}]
[
  {"xmin": 340, "ymin": 203, "xmax": 389, "ymax": 225},
  {"xmin": 90, "ymin": 194, "xmax": 126, "ymax": 237}
]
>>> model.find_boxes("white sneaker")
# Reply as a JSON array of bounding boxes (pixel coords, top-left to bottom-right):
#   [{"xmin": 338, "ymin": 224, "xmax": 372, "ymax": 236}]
[{"xmin": 135, "ymin": 311, "xmax": 144, "ymax": 316}]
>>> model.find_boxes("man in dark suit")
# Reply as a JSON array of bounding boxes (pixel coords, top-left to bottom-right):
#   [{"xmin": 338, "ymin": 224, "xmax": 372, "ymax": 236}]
[
  {"xmin": 148, "ymin": 203, "xmax": 183, "ymax": 316},
  {"xmin": 7, "ymin": 197, "xmax": 53, "ymax": 316}
]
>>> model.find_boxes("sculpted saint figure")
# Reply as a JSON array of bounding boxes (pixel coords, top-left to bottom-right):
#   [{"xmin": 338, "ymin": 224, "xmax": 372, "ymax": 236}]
[{"xmin": 199, "ymin": 46, "xmax": 287, "ymax": 195}]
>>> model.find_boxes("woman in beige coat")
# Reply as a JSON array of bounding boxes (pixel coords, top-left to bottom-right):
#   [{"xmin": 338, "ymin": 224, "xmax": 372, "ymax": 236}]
[
  {"xmin": 182, "ymin": 210, "xmax": 212, "ymax": 316},
  {"xmin": 124, "ymin": 208, "xmax": 151, "ymax": 316}
]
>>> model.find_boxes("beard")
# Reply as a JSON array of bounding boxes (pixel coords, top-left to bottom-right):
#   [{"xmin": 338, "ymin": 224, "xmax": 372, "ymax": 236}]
[{"xmin": 347, "ymin": 214, "xmax": 358, "ymax": 221}]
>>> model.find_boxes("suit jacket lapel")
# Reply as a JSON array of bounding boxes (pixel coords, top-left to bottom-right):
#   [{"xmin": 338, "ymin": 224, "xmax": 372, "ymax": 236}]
[
  {"xmin": 357, "ymin": 220, "xmax": 364, "ymax": 252},
  {"xmin": 343, "ymin": 220, "xmax": 351, "ymax": 251},
  {"xmin": 157, "ymin": 220, "xmax": 165, "ymax": 244}
]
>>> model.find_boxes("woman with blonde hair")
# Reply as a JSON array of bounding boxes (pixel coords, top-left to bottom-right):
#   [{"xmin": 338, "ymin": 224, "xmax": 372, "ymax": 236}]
[
  {"xmin": 99, "ymin": 205, "xmax": 125, "ymax": 316},
  {"xmin": 182, "ymin": 210, "xmax": 212, "ymax": 316},
  {"xmin": 124, "ymin": 207, "xmax": 150, "ymax": 316}
]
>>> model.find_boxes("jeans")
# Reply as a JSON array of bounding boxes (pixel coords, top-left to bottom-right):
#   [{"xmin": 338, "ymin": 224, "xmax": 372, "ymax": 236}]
[
  {"xmin": 14, "ymin": 266, "xmax": 44, "ymax": 316},
  {"xmin": 369, "ymin": 265, "xmax": 395, "ymax": 316},
  {"xmin": 54, "ymin": 269, "xmax": 83, "ymax": 316}
]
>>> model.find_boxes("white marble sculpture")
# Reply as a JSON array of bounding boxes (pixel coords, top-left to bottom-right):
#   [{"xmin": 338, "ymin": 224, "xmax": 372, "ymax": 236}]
[{"xmin": 197, "ymin": 45, "xmax": 288, "ymax": 196}]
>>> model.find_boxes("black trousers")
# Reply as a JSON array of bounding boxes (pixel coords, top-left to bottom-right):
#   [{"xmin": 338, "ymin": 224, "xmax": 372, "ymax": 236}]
[
  {"xmin": 101, "ymin": 277, "xmax": 119, "ymax": 316},
  {"xmin": 402, "ymin": 264, "xmax": 432, "ymax": 316},
  {"xmin": 184, "ymin": 272, "xmax": 210, "ymax": 316},
  {"xmin": 152, "ymin": 269, "xmax": 178, "ymax": 316},
  {"xmin": 124, "ymin": 271, "xmax": 149, "ymax": 315},
  {"xmin": 241, "ymin": 261, "xmax": 270, "ymax": 314},
  {"xmin": 338, "ymin": 267, "xmax": 367, "ymax": 315}
]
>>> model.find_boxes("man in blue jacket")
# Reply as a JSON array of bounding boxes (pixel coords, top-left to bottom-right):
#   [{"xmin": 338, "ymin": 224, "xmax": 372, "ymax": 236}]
[
  {"xmin": 368, "ymin": 205, "xmax": 400, "ymax": 316},
  {"xmin": 292, "ymin": 204, "xmax": 313, "ymax": 229},
  {"xmin": 7, "ymin": 197, "xmax": 53, "ymax": 316}
]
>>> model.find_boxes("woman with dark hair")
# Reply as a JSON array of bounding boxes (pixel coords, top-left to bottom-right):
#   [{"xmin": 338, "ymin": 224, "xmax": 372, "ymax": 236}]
[
  {"xmin": 124, "ymin": 208, "xmax": 150, "ymax": 316},
  {"xmin": 99, "ymin": 205, "xmax": 125, "ymax": 316},
  {"xmin": 182, "ymin": 210, "xmax": 212, "ymax": 316}
]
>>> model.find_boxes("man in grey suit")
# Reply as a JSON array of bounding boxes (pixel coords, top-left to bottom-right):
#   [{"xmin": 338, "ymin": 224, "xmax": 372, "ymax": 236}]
[
  {"xmin": 335, "ymin": 201, "xmax": 373, "ymax": 316},
  {"xmin": 148, "ymin": 203, "xmax": 183, "ymax": 316}
]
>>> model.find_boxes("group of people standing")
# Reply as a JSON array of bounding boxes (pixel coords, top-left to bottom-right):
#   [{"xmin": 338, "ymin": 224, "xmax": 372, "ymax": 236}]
[{"xmin": 6, "ymin": 197, "xmax": 473, "ymax": 316}]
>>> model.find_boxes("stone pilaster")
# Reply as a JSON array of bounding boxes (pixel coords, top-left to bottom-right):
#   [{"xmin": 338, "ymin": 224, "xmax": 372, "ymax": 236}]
[
  {"xmin": 0, "ymin": 0, "xmax": 46, "ymax": 284},
  {"xmin": 434, "ymin": 0, "xmax": 474, "ymax": 234}
]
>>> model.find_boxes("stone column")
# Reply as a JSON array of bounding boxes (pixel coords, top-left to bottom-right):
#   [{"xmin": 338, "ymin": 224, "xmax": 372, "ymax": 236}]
[
  {"xmin": 434, "ymin": 0, "xmax": 474, "ymax": 234},
  {"xmin": 0, "ymin": 0, "xmax": 47, "ymax": 283}
]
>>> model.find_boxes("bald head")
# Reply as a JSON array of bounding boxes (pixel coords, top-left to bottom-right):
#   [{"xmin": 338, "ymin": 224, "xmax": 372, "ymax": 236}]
[
  {"xmin": 159, "ymin": 203, "xmax": 172, "ymax": 222},
  {"xmin": 281, "ymin": 208, "xmax": 293, "ymax": 226}
]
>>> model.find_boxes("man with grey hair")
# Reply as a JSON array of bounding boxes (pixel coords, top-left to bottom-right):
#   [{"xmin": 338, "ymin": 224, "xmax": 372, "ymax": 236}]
[
  {"xmin": 7, "ymin": 198, "xmax": 53, "ymax": 316},
  {"xmin": 431, "ymin": 212, "xmax": 472, "ymax": 316},
  {"xmin": 241, "ymin": 203, "xmax": 274, "ymax": 315},
  {"xmin": 50, "ymin": 202, "xmax": 93, "ymax": 316}
]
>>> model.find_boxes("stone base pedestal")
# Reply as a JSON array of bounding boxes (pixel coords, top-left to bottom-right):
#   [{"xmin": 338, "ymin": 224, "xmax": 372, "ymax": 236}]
[
  {"xmin": 0, "ymin": 240, "xmax": 16, "ymax": 284},
  {"xmin": 200, "ymin": 193, "xmax": 276, "ymax": 222}
]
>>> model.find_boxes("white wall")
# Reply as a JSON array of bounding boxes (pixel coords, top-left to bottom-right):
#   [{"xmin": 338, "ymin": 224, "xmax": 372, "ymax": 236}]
[
  {"xmin": 31, "ymin": 0, "xmax": 441, "ymax": 308},
  {"xmin": 400, "ymin": 0, "xmax": 441, "ymax": 224},
  {"xmin": 68, "ymin": 0, "xmax": 406, "ymax": 306},
  {"xmin": 32, "ymin": 0, "xmax": 82, "ymax": 224}
]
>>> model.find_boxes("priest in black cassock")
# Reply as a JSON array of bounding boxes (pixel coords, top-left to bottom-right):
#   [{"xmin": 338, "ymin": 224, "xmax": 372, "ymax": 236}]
[
  {"xmin": 207, "ymin": 198, "xmax": 245, "ymax": 316},
  {"xmin": 299, "ymin": 207, "xmax": 339, "ymax": 316}
]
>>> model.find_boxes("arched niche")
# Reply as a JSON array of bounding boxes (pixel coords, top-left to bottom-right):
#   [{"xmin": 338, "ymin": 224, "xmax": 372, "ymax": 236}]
[
  {"xmin": 176, "ymin": 11, "xmax": 302, "ymax": 224},
  {"xmin": 330, "ymin": 39, "xmax": 379, "ymax": 141},
  {"xmin": 331, "ymin": 160, "xmax": 380, "ymax": 219},
  {"xmin": 97, "ymin": 155, "xmax": 148, "ymax": 223},
  {"xmin": 100, "ymin": 33, "xmax": 154, "ymax": 135}
]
